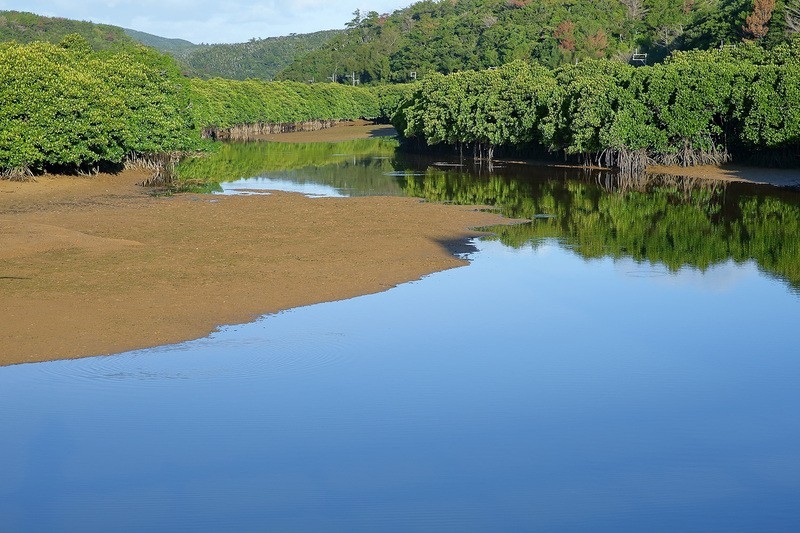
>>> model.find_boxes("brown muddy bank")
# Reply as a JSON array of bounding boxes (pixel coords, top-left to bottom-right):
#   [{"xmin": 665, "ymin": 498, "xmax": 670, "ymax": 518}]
[{"xmin": 0, "ymin": 169, "xmax": 506, "ymax": 366}]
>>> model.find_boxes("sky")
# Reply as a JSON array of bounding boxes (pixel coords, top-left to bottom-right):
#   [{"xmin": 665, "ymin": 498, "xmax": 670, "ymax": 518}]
[{"xmin": 0, "ymin": 0, "xmax": 413, "ymax": 44}]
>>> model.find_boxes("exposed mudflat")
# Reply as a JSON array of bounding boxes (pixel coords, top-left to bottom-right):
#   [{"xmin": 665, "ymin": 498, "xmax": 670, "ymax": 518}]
[{"xmin": 0, "ymin": 165, "xmax": 506, "ymax": 366}]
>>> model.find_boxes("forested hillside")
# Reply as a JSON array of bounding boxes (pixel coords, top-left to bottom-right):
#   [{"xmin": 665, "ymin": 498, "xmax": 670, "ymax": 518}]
[
  {"xmin": 277, "ymin": 0, "xmax": 800, "ymax": 84},
  {"xmin": 123, "ymin": 28, "xmax": 199, "ymax": 58},
  {"xmin": 180, "ymin": 30, "xmax": 341, "ymax": 80},
  {"xmin": 125, "ymin": 28, "xmax": 343, "ymax": 80},
  {"xmin": 7, "ymin": 2, "xmax": 800, "ymax": 84},
  {"xmin": 0, "ymin": 10, "xmax": 137, "ymax": 51}
]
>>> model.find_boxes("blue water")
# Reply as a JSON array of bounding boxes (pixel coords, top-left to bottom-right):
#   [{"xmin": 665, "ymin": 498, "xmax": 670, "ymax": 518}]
[
  {"xmin": 4, "ymin": 140, "xmax": 800, "ymax": 530},
  {"xmin": 2, "ymin": 237, "xmax": 799, "ymax": 532}
]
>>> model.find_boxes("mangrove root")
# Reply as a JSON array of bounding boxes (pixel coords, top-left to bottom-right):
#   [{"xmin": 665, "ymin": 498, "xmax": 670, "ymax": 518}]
[
  {"xmin": 202, "ymin": 119, "xmax": 345, "ymax": 142},
  {"xmin": 129, "ymin": 152, "xmax": 182, "ymax": 187},
  {"xmin": 1, "ymin": 166, "xmax": 36, "ymax": 182}
]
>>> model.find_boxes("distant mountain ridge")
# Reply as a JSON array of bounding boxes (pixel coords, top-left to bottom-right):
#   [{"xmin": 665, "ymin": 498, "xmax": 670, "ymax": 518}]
[
  {"xmin": 123, "ymin": 28, "xmax": 200, "ymax": 58},
  {"xmin": 0, "ymin": 10, "xmax": 136, "ymax": 51},
  {"xmin": 123, "ymin": 26, "xmax": 343, "ymax": 80},
  {"xmin": 179, "ymin": 30, "xmax": 341, "ymax": 80},
  {"xmin": 0, "ymin": 10, "xmax": 340, "ymax": 80}
]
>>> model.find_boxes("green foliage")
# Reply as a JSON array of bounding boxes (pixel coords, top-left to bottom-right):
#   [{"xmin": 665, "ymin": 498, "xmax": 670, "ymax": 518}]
[
  {"xmin": 122, "ymin": 28, "xmax": 198, "ymax": 57},
  {"xmin": 4, "ymin": 5, "xmax": 797, "ymax": 175},
  {"xmin": 682, "ymin": 0, "xmax": 789, "ymax": 50},
  {"xmin": 540, "ymin": 60, "xmax": 656, "ymax": 156},
  {"xmin": 400, "ymin": 61, "xmax": 555, "ymax": 151},
  {"xmin": 640, "ymin": 50, "xmax": 740, "ymax": 163},
  {"xmin": 0, "ymin": 10, "xmax": 339, "ymax": 81},
  {"xmin": 727, "ymin": 42, "xmax": 800, "ymax": 152},
  {"xmin": 0, "ymin": 36, "xmax": 198, "ymax": 173},
  {"xmin": 91, "ymin": 46, "xmax": 198, "ymax": 154},
  {"xmin": 0, "ymin": 33, "xmax": 384, "ymax": 175},
  {"xmin": 399, "ymin": 42, "xmax": 800, "ymax": 168},
  {"xmin": 0, "ymin": 39, "xmax": 125, "ymax": 171},
  {"xmin": 372, "ymin": 83, "xmax": 419, "ymax": 122},
  {"xmin": 188, "ymin": 78, "xmax": 380, "ymax": 131},
  {"xmin": 129, "ymin": 28, "xmax": 343, "ymax": 81},
  {"xmin": 275, "ymin": 0, "xmax": 786, "ymax": 84}
]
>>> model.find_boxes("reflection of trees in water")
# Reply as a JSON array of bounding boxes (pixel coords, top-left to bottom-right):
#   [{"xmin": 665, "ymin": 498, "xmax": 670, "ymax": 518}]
[
  {"xmin": 176, "ymin": 138, "xmax": 399, "ymax": 184},
  {"xmin": 400, "ymin": 166, "xmax": 800, "ymax": 290},
  {"xmin": 593, "ymin": 171, "xmax": 726, "ymax": 199},
  {"xmin": 176, "ymin": 140, "xmax": 800, "ymax": 290}
]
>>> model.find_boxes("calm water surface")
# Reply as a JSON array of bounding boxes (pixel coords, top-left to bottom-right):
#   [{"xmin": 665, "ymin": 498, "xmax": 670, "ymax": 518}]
[{"xmin": 2, "ymin": 140, "xmax": 800, "ymax": 531}]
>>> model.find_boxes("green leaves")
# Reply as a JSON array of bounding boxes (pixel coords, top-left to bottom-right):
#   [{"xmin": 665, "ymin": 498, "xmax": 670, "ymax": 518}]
[
  {"xmin": 276, "ymin": 0, "xmax": 775, "ymax": 85},
  {"xmin": 0, "ymin": 38, "xmax": 197, "ymax": 173},
  {"xmin": 400, "ymin": 61, "xmax": 556, "ymax": 151},
  {"xmin": 0, "ymin": 40, "xmax": 119, "ymax": 170},
  {"xmin": 0, "ymin": 36, "xmax": 384, "ymax": 174},
  {"xmin": 188, "ymin": 78, "xmax": 379, "ymax": 131},
  {"xmin": 400, "ymin": 43, "xmax": 800, "ymax": 168}
]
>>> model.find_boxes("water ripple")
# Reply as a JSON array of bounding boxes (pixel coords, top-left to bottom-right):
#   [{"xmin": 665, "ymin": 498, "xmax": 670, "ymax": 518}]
[
  {"xmin": 25, "ymin": 329, "xmax": 353, "ymax": 388},
  {"xmin": 624, "ymin": 269, "xmax": 672, "ymax": 278}
]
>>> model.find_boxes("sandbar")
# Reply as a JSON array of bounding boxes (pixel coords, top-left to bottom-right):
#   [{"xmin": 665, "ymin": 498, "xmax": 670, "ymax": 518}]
[{"xmin": 0, "ymin": 166, "xmax": 507, "ymax": 366}]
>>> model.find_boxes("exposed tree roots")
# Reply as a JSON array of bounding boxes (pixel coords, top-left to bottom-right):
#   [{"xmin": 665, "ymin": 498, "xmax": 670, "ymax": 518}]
[
  {"xmin": 599, "ymin": 148, "xmax": 653, "ymax": 175},
  {"xmin": 202, "ymin": 119, "xmax": 345, "ymax": 141},
  {"xmin": 127, "ymin": 152, "xmax": 182, "ymax": 187},
  {"xmin": 1, "ymin": 166, "xmax": 35, "ymax": 182},
  {"xmin": 654, "ymin": 141, "xmax": 731, "ymax": 167}
]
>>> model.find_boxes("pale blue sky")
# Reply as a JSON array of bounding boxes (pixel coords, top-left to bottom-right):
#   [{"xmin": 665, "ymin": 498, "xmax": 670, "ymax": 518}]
[{"xmin": 0, "ymin": 0, "xmax": 412, "ymax": 43}]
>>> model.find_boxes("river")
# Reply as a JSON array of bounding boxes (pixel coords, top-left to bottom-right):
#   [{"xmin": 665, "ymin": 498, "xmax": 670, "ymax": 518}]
[{"xmin": 2, "ymin": 139, "xmax": 799, "ymax": 531}]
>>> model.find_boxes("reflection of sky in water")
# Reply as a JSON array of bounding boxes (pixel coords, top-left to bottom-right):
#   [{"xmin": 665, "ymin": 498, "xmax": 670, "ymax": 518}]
[
  {"xmin": 10, "ymin": 131, "xmax": 800, "ymax": 529},
  {"xmin": 1, "ymin": 237, "xmax": 799, "ymax": 531},
  {"xmin": 7, "ymin": 136, "xmax": 800, "ymax": 529},
  {"xmin": 215, "ymin": 176, "xmax": 346, "ymax": 197},
  {"xmin": 612, "ymin": 256, "xmax": 753, "ymax": 292}
]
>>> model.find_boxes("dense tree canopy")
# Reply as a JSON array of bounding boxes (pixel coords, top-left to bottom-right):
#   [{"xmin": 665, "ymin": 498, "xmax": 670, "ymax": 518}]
[
  {"xmin": 188, "ymin": 77, "xmax": 380, "ymax": 139},
  {"xmin": 277, "ymin": 0, "xmax": 799, "ymax": 85},
  {"xmin": 0, "ymin": 36, "xmax": 383, "ymax": 176},
  {"xmin": 1, "ymin": 4, "xmax": 798, "ymax": 177},
  {"xmin": 0, "ymin": 11, "xmax": 339, "ymax": 81},
  {"xmin": 398, "ymin": 41, "xmax": 800, "ymax": 169},
  {"xmin": 0, "ymin": 37, "xmax": 196, "ymax": 175}
]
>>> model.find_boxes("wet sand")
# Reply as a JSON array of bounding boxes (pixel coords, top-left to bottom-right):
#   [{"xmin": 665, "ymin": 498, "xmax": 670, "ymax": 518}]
[
  {"xmin": 0, "ymin": 163, "xmax": 507, "ymax": 367},
  {"xmin": 646, "ymin": 164, "xmax": 800, "ymax": 188}
]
